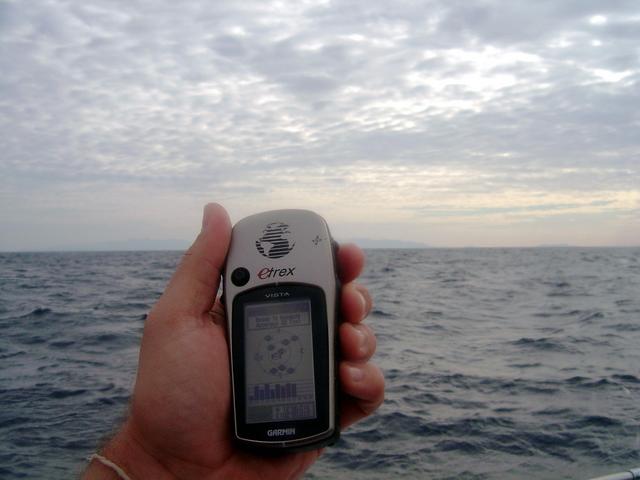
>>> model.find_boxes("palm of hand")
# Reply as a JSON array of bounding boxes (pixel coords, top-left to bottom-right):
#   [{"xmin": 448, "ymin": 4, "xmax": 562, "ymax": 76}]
[{"xmin": 129, "ymin": 302, "xmax": 317, "ymax": 479}]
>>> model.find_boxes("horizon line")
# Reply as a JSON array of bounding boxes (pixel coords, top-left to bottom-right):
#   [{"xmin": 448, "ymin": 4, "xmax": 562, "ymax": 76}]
[{"xmin": 1, "ymin": 245, "xmax": 639, "ymax": 254}]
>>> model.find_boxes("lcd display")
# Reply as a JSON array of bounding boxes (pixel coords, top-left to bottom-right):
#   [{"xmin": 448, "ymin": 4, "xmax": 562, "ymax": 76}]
[{"xmin": 244, "ymin": 299, "xmax": 317, "ymax": 424}]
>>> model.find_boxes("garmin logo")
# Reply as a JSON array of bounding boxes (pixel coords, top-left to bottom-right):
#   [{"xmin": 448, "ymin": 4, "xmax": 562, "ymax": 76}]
[
  {"xmin": 267, "ymin": 428, "xmax": 296, "ymax": 437},
  {"xmin": 257, "ymin": 267, "xmax": 296, "ymax": 280}
]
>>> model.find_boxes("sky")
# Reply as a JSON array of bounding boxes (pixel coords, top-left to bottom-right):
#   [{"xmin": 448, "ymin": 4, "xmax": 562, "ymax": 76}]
[{"xmin": 1, "ymin": 0, "xmax": 639, "ymax": 250}]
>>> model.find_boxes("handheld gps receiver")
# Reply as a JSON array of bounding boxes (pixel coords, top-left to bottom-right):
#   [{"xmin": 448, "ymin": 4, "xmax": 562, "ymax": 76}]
[{"xmin": 223, "ymin": 210, "xmax": 340, "ymax": 452}]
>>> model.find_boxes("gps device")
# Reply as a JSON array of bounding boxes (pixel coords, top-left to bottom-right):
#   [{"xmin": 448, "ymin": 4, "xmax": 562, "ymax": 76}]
[{"xmin": 223, "ymin": 209, "xmax": 340, "ymax": 452}]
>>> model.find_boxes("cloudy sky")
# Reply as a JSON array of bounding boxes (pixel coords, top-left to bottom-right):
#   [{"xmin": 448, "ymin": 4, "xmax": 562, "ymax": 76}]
[{"xmin": 1, "ymin": 0, "xmax": 639, "ymax": 250}]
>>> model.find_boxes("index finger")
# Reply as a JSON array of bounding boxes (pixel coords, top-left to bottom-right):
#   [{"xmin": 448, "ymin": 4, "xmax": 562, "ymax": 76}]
[{"xmin": 337, "ymin": 243, "xmax": 365, "ymax": 283}]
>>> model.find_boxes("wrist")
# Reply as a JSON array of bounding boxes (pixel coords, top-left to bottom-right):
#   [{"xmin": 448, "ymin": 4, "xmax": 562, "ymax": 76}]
[{"xmin": 84, "ymin": 420, "xmax": 175, "ymax": 480}]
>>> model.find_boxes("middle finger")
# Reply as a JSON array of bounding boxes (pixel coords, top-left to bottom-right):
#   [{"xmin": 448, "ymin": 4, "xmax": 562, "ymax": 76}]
[
  {"xmin": 339, "ymin": 322, "xmax": 377, "ymax": 362},
  {"xmin": 341, "ymin": 283, "xmax": 372, "ymax": 324}
]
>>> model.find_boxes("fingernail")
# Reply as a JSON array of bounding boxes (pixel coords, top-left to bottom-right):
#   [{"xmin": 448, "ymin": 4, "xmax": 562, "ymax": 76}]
[
  {"xmin": 201, "ymin": 204, "xmax": 213, "ymax": 232},
  {"xmin": 347, "ymin": 365, "xmax": 365, "ymax": 382},
  {"xmin": 357, "ymin": 290, "xmax": 367, "ymax": 316},
  {"xmin": 354, "ymin": 325, "xmax": 367, "ymax": 354}
]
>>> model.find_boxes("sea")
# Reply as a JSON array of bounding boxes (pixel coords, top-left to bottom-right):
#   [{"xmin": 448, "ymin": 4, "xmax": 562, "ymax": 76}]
[{"xmin": 1, "ymin": 248, "xmax": 639, "ymax": 479}]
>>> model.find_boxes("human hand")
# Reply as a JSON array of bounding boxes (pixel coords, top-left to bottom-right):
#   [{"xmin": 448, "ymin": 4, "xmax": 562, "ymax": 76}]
[{"xmin": 83, "ymin": 204, "xmax": 384, "ymax": 480}]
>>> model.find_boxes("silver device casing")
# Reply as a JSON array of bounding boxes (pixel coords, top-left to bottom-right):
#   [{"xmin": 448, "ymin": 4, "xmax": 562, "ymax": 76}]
[{"xmin": 224, "ymin": 209, "xmax": 339, "ymax": 449}]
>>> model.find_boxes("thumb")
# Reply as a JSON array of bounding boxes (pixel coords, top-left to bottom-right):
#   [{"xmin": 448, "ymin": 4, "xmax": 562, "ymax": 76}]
[{"xmin": 156, "ymin": 203, "xmax": 231, "ymax": 318}]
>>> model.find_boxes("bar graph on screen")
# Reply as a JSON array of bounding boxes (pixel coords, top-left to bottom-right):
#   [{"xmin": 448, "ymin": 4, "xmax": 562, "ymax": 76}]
[{"xmin": 248, "ymin": 380, "xmax": 315, "ymax": 404}]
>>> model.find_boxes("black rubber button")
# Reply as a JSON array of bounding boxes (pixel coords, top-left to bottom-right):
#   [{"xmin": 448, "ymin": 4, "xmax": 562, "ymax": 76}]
[{"xmin": 231, "ymin": 267, "xmax": 250, "ymax": 286}]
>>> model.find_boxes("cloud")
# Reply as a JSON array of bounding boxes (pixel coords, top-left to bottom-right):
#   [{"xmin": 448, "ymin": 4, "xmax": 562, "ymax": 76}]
[{"xmin": 0, "ymin": 0, "xmax": 638, "ymax": 249}]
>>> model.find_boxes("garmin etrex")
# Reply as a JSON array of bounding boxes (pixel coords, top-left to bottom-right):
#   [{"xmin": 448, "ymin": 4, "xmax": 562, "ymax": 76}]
[{"xmin": 223, "ymin": 209, "xmax": 340, "ymax": 452}]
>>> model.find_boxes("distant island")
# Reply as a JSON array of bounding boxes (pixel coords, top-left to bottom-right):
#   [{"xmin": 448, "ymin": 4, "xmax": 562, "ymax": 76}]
[
  {"xmin": 44, "ymin": 238, "xmax": 191, "ymax": 252},
  {"xmin": 76, "ymin": 237, "xmax": 431, "ymax": 251},
  {"xmin": 343, "ymin": 238, "xmax": 430, "ymax": 249},
  {"xmin": 3, "ymin": 239, "xmax": 638, "ymax": 253}
]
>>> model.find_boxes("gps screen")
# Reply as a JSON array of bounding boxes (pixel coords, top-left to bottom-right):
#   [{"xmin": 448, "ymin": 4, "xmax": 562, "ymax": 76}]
[{"xmin": 244, "ymin": 299, "xmax": 317, "ymax": 424}]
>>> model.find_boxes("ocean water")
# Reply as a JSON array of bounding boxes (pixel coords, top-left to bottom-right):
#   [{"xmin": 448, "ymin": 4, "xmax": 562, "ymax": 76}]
[{"xmin": 1, "ymin": 248, "xmax": 639, "ymax": 479}]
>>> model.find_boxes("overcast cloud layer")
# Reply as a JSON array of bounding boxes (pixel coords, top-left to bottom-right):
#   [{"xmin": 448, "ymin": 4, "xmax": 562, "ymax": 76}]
[{"xmin": 1, "ymin": 0, "xmax": 639, "ymax": 249}]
